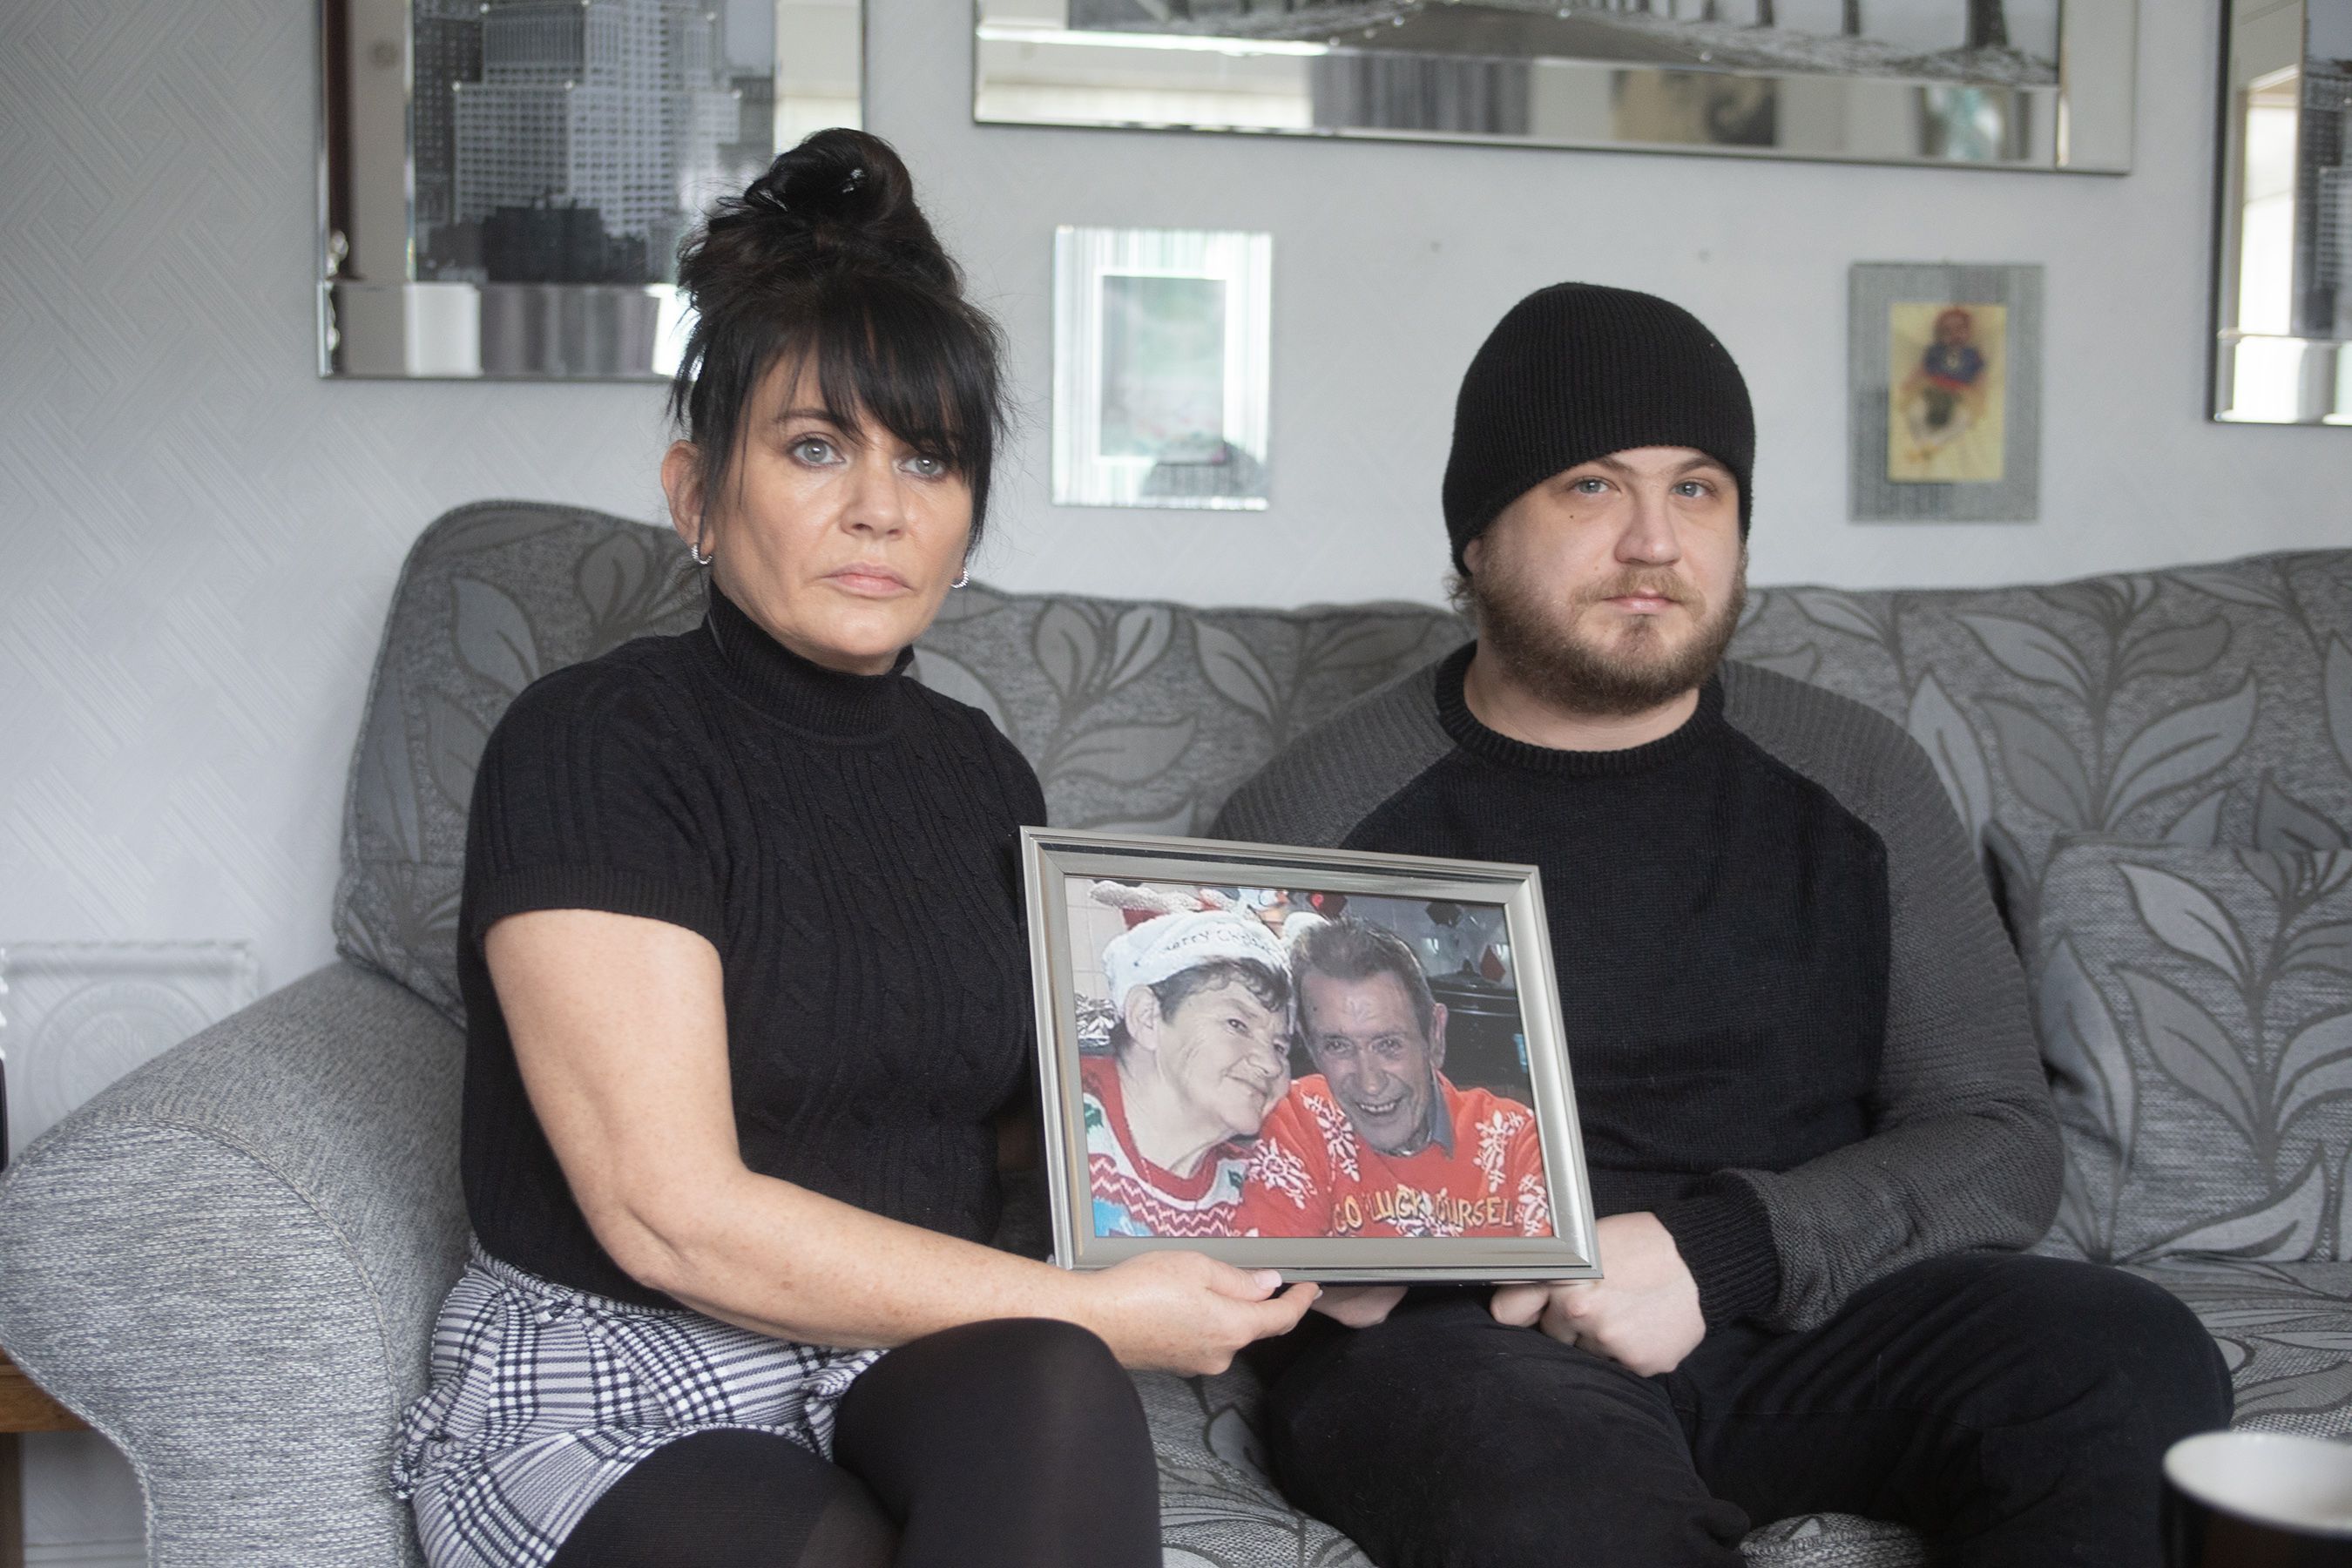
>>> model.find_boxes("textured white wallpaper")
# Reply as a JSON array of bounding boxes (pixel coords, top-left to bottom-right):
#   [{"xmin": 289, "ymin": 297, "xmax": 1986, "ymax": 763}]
[{"xmin": 0, "ymin": 0, "xmax": 2349, "ymax": 1544}]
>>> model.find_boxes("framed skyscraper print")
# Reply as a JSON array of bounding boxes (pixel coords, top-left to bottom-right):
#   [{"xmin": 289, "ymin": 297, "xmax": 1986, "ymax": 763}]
[{"xmin": 317, "ymin": 0, "xmax": 863, "ymax": 378}]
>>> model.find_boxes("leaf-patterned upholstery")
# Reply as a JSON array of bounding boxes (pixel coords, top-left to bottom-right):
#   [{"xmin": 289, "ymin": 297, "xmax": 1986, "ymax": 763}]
[
  {"xmin": 320, "ymin": 507, "xmax": 2352, "ymax": 1567},
  {"xmin": 2025, "ymin": 845, "xmax": 2352, "ymax": 1267}
]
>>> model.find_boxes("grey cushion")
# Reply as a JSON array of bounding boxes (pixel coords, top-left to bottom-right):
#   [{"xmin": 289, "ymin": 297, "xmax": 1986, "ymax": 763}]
[
  {"xmin": 2129, "ymin": 1257, "xmax": 2352, "ymax": 1436},
  {"xmin": 1727, "ymin": 554, "xmax": 2352, "ymax": 931},
  {"xmin": 2027, "ymin": 843, "xmax": 2352, "ymax": 1263},
  {"xmin": 334, "ymin": 504, "xmax": 705, "ymax": 1019},
  {"xmin": 912, "ymin": 585, "xmax": 1463, "ymax": 836}
]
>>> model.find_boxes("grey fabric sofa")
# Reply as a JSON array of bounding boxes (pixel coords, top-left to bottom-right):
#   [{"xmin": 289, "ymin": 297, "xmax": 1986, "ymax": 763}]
[{"xmin": 0, "ymin": 501, "xmax": 2346, "ymax": 1568}]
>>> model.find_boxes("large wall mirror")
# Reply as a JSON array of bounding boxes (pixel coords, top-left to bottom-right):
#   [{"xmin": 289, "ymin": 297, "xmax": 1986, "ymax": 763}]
[
  {"xmin": 2214, "ymin": 0, "xmax": 2352, "ymax": 424},
  {"xmin": 975, "ymin": 0, "xmax": 2137, "ymax": 173},
  {"xmin": 319, "ymin": 0, "xmax": 862, "ymax": 379}
]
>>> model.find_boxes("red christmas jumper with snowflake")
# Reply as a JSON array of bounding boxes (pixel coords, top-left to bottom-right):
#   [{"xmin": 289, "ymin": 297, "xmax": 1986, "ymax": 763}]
[{"xmin": 1239, "ymin": 1074, "xmax": 1554, "ymax": 1239}]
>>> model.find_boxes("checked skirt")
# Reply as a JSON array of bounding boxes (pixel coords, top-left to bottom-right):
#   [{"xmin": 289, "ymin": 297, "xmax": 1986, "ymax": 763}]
[{"xmin": 393, "ymin": 1241, "xmax": 883, "ymax": 1568}]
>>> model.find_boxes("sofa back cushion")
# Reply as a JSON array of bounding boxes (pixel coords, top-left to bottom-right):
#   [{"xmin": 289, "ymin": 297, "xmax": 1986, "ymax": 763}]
[
  {"xmin": 333, "ymin": 503, "xmax": 1463, "ymax": 1020},
  {"xmin": 2025, "ymin": 839, "xmax": 2352, "ymax": 1262},
  {"xmin": 909, "ymin": 588, "xmax": 1463, "ymax": 838},
  {"xmin": 334, "ymin": 505, "xmax": 706, "ymax": 1018},
  {"xmin": 338, "ymin": 502, "xmax": 2349, "ymax": 1030},
  {"xmin": 1728, "ymin": 553, "xmax": 2352, "ymax": 927}
]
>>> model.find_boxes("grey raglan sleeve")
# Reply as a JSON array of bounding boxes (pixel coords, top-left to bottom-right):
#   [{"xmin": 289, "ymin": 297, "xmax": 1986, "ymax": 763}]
[
  {"xmin": 1721, "ymin": 666, "xmax": 2062, "ymax": 1332},
  {"xmin": 1209, "ymin": 662, "xmax": 1455, "ymax": 850}
]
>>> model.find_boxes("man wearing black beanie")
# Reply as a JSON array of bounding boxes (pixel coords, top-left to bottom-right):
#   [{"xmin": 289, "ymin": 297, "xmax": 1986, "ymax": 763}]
[{"xmin": 1214, "ymin": 283, "xmax": 2229, "ymax": 1566}]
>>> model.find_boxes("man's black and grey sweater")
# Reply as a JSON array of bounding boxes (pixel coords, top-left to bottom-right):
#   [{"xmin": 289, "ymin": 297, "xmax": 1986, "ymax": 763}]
[{"xmin": 1211, "ymin": 645, "xmax": 2061, "ymax": 1333}]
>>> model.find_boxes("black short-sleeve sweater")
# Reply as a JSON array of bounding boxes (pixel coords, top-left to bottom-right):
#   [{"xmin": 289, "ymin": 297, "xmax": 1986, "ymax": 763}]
[{"xmin": 457, "ymin": 583, "xmax": 1047, "ymax": 1306}]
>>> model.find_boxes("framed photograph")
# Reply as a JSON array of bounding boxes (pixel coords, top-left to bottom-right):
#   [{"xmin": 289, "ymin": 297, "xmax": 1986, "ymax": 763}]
[
  {"xmin": 317, "ymin": 0, "xmax": 864, "ymax": 379},
  {"xmin": 1020, "ymin": 827, "xmax": 1600, "ymax": 1282},
  {"xmin": 1848, "ymin": 261, "xmax": 2043, "ymax": 522},
  {"xmin": 977, "ymin": 1, "xmax": 2138, "ymax": 174},
  {"xmin": 1052, "ymin": 227, "xmax": 1273, "ymax": 510}
]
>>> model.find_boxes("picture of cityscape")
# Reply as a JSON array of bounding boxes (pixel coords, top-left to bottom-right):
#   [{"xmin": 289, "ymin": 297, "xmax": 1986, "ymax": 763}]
[{"xmin": 408, "ymin": 0, "xmax": 791, "ymax": 287}]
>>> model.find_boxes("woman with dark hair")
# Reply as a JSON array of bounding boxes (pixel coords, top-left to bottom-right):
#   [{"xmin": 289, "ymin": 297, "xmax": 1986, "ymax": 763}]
[{"xmin": 390, "ymin": 130, "xmax": 1316, "ymax": 1568}]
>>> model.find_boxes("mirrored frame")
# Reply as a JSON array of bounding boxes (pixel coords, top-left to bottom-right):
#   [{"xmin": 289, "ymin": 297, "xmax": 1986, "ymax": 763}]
[
  {"xmin": 318, "ymin": 0, "xmax": 863, "ymax": 380},
  {"xmin": 2211, "ymin": 0, "xmax": 2352, "ymax": 425},
  {"xmin": 976, "ymin": 0, "xmax": 2136, "ymax": 174}
]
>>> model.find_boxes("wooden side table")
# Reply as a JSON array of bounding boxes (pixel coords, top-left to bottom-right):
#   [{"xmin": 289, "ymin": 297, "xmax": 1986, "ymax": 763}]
[{"xmin": 0, "ymin": 1348, "xmax": 87, "ymax": 1568}]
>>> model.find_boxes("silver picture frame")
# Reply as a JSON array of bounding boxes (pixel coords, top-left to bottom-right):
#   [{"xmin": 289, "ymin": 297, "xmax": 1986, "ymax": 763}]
[
  {"xmin": 317, "ymin": 0, "xmax": 865, "ymax": 380},
  {"xmin": 1052, "ymin": 226, "xmax": 1274, "ymax": 510},
  {"xmin": 977, "ymin": 1, "xmax": 2137, "ymax": 174},
  {"xmin": 1020, "ymin": 827, "xmax": 1600, "ymax": 1282},
  {"xmin": 1848, "ymin": 260, "xmax": 2043, "ymax": 523}
]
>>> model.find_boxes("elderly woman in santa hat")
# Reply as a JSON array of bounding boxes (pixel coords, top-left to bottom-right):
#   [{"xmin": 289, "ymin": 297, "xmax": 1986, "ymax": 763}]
[{"xmin": 1081, "ymin": 909, "xmax": 1297, "ymax": 1239}]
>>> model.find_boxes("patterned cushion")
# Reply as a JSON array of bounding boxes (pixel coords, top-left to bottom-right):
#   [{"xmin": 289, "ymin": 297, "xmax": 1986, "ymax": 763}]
[
  {"xmin": 1728, "ymin": 554, "xmax": 2352, "ymax": 932},
  {"xmin": 2027, "ymin": 842, "xmax": 2352, "ymax": 1263},
  {"xmin": 909, "ymin": 583, "xmax": 1463, "ymax": 837},
  {"xmin": 2130, "ymin": 1257, "xmax": 2352, "ymax": 1436},
  {"xmin": 335, "ymin": 504, "xmax": 705, "ymax": 1017}
]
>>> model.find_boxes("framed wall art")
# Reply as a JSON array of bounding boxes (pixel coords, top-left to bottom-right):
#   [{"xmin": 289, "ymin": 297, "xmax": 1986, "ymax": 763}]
[
  {"xmin": 2211, "ymin": 0, "xmax": 2352, "ymax": 425},
  {"xmin": 977, "ymin": 0, "xmax": 2139, "ymax": 173},
  {"xmin": 1020, "ymin": 828, "xmax": 1599, "ymax": 1282},
  {"xmin": 1052, "ymin": 226, "xmax": 1274, "ymax": 509},
  {"xmin": 1848, "ymin": 260, "xmax": 2043, "ymax": 522},
  {"xmin": 318, "ymin": 0, "xmax": 863, "ymax": 379}
]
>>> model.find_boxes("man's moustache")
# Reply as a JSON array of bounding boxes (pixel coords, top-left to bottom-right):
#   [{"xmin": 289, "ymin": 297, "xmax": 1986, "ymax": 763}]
[{"xmin": 1583, "ymin": 573, "xmax": 1695, "ymax": 605}]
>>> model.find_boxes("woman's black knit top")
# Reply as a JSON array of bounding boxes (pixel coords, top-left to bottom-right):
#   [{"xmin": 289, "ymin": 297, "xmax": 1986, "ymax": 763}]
[{"xmin": 456, "ymin": 583, "xmax": 1046, "ymax": 1306}]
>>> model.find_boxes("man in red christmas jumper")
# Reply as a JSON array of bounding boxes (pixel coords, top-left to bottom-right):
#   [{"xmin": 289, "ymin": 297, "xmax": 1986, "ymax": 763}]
[{"xmin": 1241, "ymin": 917, "xmax": 1551, "ymax": 1240}]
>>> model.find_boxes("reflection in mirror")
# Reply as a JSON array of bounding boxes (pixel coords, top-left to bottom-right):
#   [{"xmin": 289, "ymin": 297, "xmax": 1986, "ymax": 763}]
[
  {"xmin": 320, "ymin": 0, "xmax": 862, "ymax": 379},
  {"xmin": 975, "ymin": 0, "xmax": 2134, "ymax": 173},
  {"xmin": 2213, "ymin": 0, "xmax": 2352, "ymax": 423}
]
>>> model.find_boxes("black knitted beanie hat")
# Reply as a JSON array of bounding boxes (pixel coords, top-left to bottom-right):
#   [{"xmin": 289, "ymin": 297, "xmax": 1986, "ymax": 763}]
[{"xmin": 1442, "ymin": 283, "xmax": 1755, "ymax": 574}]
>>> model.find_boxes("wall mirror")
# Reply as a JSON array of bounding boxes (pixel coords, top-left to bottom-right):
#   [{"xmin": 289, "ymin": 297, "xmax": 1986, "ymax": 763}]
[
  {"xmin": 2213, "ymin": 0, "xmax": 2352, "ymax": 424},
  {"xmin": 974, "ymin": 0, "xmax": 2136, "ymax": 174},
  {"xmin": 318, "ymin": 0, "xmax": 862, "ymax": 380}
]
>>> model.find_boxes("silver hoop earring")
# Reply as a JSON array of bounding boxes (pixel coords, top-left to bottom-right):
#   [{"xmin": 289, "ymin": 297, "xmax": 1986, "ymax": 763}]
[
  {"xmin": 950, "ymin": 568, "xmax": 970, "ymax": 590},
  {"xmin": 692, "ymin": 538, "xmax": 713, "ymax": 567}
]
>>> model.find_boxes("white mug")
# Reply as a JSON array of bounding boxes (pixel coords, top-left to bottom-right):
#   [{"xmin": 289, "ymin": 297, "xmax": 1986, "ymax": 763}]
[{"xmin": 2165, "ymin": 1430, "xmax": 2352, "ymax": 1566}]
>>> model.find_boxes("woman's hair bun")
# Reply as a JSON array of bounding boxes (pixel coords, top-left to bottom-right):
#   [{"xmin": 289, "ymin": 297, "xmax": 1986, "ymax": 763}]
[{"xmin": 718, "ymin": 128, "xmax": 956, "ymax": 293}]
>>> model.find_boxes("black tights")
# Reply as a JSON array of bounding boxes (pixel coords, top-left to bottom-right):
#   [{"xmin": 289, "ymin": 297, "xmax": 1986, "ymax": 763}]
[{"xmin": 546, "ymin": 1318, "xmax": 1159, "ymax": 1568}]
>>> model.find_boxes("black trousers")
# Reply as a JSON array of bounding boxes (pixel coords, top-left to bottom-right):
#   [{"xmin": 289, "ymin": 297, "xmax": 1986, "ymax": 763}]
[
  {"xmin": 546, "ymin": 1317, "xmax": 1159, "ymax": 1568},
  {"xmin": 1258, "ymin": 1253, "xmax": 2233, "ymax": 1568}
]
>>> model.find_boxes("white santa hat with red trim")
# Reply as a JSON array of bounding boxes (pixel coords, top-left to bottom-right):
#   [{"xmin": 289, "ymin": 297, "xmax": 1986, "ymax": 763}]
[{"xmin": 1100, "ymin": 908, "xmax": 1291, "ymax": 1009}]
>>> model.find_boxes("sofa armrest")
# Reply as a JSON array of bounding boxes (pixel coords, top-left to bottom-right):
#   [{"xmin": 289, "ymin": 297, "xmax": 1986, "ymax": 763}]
[{"xmin": 0, "ymin": 962, "xmax": 467, "ymax": 1568}]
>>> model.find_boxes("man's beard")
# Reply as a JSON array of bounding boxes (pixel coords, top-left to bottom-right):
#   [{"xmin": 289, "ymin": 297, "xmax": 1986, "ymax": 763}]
[{"xmin": 1468, "ymin": 554, "xmax": 1747, "ymax": 719}]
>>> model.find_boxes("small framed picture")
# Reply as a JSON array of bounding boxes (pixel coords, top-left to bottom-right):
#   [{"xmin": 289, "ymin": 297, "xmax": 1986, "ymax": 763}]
[
  {"xmin": 1052, "ymin": 227, "xmax": 1272, "ymax": 510},
  {"xmin": 1848, "ymin": 262, "xmax": 2043, "ymax": 523},
  {"xmin": 1019, "ymin": 828, "xmax": 1599, "ymax": 1282}
]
